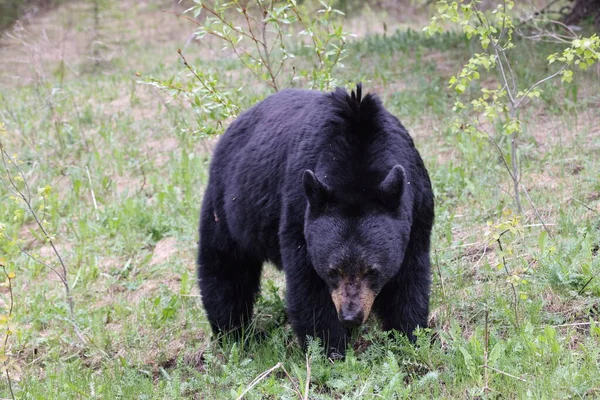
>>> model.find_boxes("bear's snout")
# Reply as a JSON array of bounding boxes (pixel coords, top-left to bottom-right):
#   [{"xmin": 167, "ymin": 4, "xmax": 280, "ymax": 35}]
[
  {"xmin": 331, "ymin": 279, "xmax": 376, "ymax": 327},
  {"xmin": 339, "ymin": 305, "xmax": 364, "ymax": 327}
]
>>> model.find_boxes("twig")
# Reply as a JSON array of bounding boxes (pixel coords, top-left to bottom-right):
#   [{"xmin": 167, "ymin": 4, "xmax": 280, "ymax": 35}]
[
  {"xmin": 500, "ymin": 48, "xmax": 517, "ymax": 95},
  {"xmin": 483, "ymin": 309, "xmax": 489, "ymax": 393},
  {"xmin": 553, "ymin": 321, "xmax": 599, "ymax": 328},
  {"xmin": 0, "ymin": 145, "xmax": 85, "ymax": 345},
  {"xmin": 517, "ymin": 0, "xmax": 563, "ymax": 27},
  {"xmin": 497, "ymin": 234, "xmax": 520, "ymax": 329},
  {"xmin": 434, "ymin": 251, "xmax": 447, "ymax": 301},
  {"xmin": 1, "ymin": 150, "xmax": 71, "ymax": 300},
  {"xmin": 571, "ymin": 198, "xmax": 598, "ymax": 214},
  {"xmin": 304, "ymin": 354, "xmax": 311, "ymax": 400},
  {"xmin": 521, "ymin": 184, "xmax": 553, "ymax": 238},
  {"xmin": 13, "ymin": 242, "xmax": 69, "ymax": 287},
  {"xmin": 1, "ymin": 265, "xmax": 16, "ymax": 400},
  {"xmin": 236, "ymin": 362, "xmax": 284, "ymax": 400},
  {"xmin": 241, "ymin": 5, "xmax": 279, "ymax": 91},
  {"xmin": 434, "ymin": 251, "xmax": 449, "ymax": 327},
  {"xmin": 162, "ymin": 10, "xmax": 201, "ymax": 26},
  {"xmin": 200, "ymin": 3, "xmax": 262, "ymax": 44},
  {"xmin": 476, "ymin": 115, "xmax": 516, "ymax": 181},
  {"xmin": 509, "ymin": 131, "xmax": 522, "ymax": 214},
  {"xmin": 177, "ymin": 49, "xmax": 241, "ymax": 112},
  {"xmin": 493, "ymin": 41, "xmax": 516, "ymax": 105},
  {"xmin": 473, "ymin": 243, "xmax": 489, "ymax": 269},
  {"xmin": 481, "ymin": 365, "xmax": 530, "ymax": 383},
  {"xmin": 280, "ymin": 364, "xmax": 303, "ymax": 399},
  {"xmin": 513, "ymin": 65, "xmax": 567, "ymax": 109},
  {"xmin": 577, "ymin": 273, "xmax": 599, "ymax": 296},
  {"xmin": 85, "ymin": 166, "xmax": 99, "ymax": 221}
]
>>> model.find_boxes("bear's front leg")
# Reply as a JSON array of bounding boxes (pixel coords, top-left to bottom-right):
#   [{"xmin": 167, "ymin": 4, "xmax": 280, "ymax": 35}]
[
  {"xmin": 197, "ymin": 203, "xmax": 263, "ymax": 340},
  {"xmin": 284, "ymin": 252, "xmax": 349, "ymax": 358},
  {"xmin": 374, "ymin": 248, "xmax": 431, "ymax": 342}
]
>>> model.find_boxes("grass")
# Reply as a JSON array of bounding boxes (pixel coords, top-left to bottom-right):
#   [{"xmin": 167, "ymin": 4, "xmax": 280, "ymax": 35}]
[{"xmin": 1, "ymin": 0, "xmax": 600, "ymax": 398}]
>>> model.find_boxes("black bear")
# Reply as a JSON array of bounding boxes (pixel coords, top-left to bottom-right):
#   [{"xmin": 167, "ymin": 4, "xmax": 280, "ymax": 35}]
[{"xmin": 197, "ymin": 84, "xmax": 434, "ymax": 356}]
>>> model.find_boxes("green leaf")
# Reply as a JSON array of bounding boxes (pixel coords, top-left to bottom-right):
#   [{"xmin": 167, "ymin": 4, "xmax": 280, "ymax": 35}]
[
  {"xmin": 458, "ymin": 346, "xmax": 477, "ymax": 378},
  {"xmin": 538, "ymin": 230, "xmax": 547, "ymax": 252},
  {"xmin": 561, "ymin": 70, "xmax": 573, "ymax": 83},
  {"xmin": 488, "ymin": 342, "xmax": 505, "ymax": 365}
]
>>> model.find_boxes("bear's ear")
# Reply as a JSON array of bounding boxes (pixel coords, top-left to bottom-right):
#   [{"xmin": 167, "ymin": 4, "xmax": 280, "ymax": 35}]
[
  {"xmin": 378, "ymin": 165, "xmax": 406, "ymax": 210},
  {"xmin": 303, "ymin": 170, "xmax": 330, "ymax": 209}
]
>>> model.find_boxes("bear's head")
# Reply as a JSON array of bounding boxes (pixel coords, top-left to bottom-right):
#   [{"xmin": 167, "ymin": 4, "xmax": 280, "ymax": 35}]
[{"xmin": 302, "ymin": 165, "xmax": 410, "ymax": 327}]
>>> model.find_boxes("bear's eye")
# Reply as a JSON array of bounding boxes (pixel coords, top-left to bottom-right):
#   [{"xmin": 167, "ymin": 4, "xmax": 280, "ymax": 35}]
[
  {"xmin": 365, "ymin": 268, "xmax": 377, "ymax": 277},
  {"xmin": 327, "ymin": 269, "xmax": 340, "ymax": 279}
]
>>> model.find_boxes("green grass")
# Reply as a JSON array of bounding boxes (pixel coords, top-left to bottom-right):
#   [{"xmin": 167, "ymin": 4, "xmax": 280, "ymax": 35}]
[{"xmin": 1, "ymin": 1, "xmax": 600, "ymax": 398}]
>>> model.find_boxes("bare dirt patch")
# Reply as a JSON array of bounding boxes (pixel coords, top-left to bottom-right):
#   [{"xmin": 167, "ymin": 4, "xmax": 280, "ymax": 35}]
[
  {"xmin": 421, "ymin": 50, "xmax": 463, "ymax": 77},
  {"xmin": 344, "ymin": 3, "xmax": 432, "ymax": 37},
  {"xmin": 527, "ymin": 104, "xmax": 599, "ymax": 150},
  {"xmin": 143, "ymin": 136, "xmax": 179, "ymax": 167},
  {"xmin": 150, "ymin": 236, "xmax": 178, "ymax": 266},
  {"xmin": 114, "ymin": 173, "xmax": 145, "ymax": 196},
  {"xmin": 0, "ymin": 1, "xmax": 192, "ymax": 87}
]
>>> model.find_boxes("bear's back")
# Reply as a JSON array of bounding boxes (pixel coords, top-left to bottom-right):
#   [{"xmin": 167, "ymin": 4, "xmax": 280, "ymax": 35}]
[
  {"xmin": 202, "ymin": 87, "xmax": 432, "ymax": 266},
  {"xmin": 205, "ymin": 89, "xmax": 330, "ymax": 264}
]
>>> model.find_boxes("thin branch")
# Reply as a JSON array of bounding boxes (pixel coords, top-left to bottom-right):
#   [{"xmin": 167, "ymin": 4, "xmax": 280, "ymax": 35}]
[
  {"xmin": 434, "ymin": 251, "xmax": 447, "ymax": 302},
  {"xmin": 514, "ymin": 64, "xmax": 567, "ymax": 109},
  {"xmin": 493, "ymin": 42, "xmax": 516, "ymax": 105},
  {"xmin": 497, "ymin": 234, "xmax": 520, "ymax": 329},
  {"xmin": 242, "ymin": 7, "xmax": 266, "ymax": 61},
  {"xmin": 577, "ymin": 271, "xmax": 599, "ymax": 296},
  {"xmin": 501, "ymin": 49, "xmax": 517, "ymax": 95},
  {"xmin": 483, "ymin": 309, "xmax": 490, "ymax": 393},
  {"xmin": 0, "ymin": 174, "xmax": 20, "ymax": 199},
  {"xmin": 201, "ymin": 4, "xmax": 263, "ymax": 44},
  {"xmin": 14, "ymin": 242, "xmax": 69, "ymax": 287},
  {"xmin": 85, "ymin": 166, "xmax": 99, "ymax": 221},
  {"xmin": 554, "ymin": 321, "xmax": 599, "ymax": 328},
  {"xmin": 304, "ymin": 354, "xmax": 311, "ymax": 400},
  {"xmin": 177, "ymin": 49, "xmax": 243, "ymax": 110},
  {"xmin": 1, "ymin": 265, "xmax": 16, "ymax": 400},
  {"xmin": 280, "ymin": 364, "xmax": 303, "ymax": 399},
  {"xmin": 570, "ymin": 197, "xmax": 598, "ymax": 214},
  {"xmin": 292, "ymin": 9, "xmax": 324, "ymax": 67},
  {"xmin": 0, "ymin": 146, "xmax": 85, "ymax": 345},
  {"xmin": 1, "ymin": 148, "xmax": 32, "ymax": 203},
  {"xmin": 517, "ymin": 0, "xmax": 562, "ymax": 27},
  {"xmin": 481, "ymin": 365, "xmax": 530, "ymax": 383},
  {"xmin": 162, "ymin": 10, "xmax": 201, "ymax": 26},
  {"xmin": 521, "ymin": 184, "xmax": 553, "ymax": 238},
  {"xmin": 236, "ymin": 362, "xmax": 284, "ymax": 400},
  {"xmin": 476, "ymin": 116, "xmax": 515, "ymax": 181},
  {"xmin": 242, "ymin": 4, "xmax": 279, "ymax": 91},
  {"xmin": 1, "ymin": 149, "xmax": 70, "ymax": 294}
]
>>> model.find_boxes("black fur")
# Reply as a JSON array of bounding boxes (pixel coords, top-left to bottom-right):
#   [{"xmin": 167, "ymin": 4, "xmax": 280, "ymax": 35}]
[{"xmin": 197, "ymin": 84, "xmax": 434, "ymax": 356}]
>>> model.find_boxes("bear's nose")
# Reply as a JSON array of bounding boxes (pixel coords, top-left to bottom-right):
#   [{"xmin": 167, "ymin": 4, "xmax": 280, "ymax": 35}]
[{"xmin": 340, "ymin": 308, "xmax": 364, "ymax": 327}]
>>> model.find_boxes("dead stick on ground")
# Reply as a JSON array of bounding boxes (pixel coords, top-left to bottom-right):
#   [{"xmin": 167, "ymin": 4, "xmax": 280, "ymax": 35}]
[
  {"xmin": 280, "ymin": 364, "xmax": 303, "ymax": 399},
  {"xmin": 304, "ymin": 354, "xmax": 312, "ymax": 400},
  {"xmin": 481, "ymin": 365, "xmax": 530, "ymax": 383},
  {"xmin": 86, "ymin": 166, "xmax": 99, "ymax": 221},
  {"xmin": 483, "ymin": 309, "xmax": 489, "ymax": 393},
  {"xmin": 554, "ymin": 321, "xmax": 599, "ymax": 328},
  {"xmin": 236, "ymin": 362, "xmax": 283, "ymax": 400}
]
